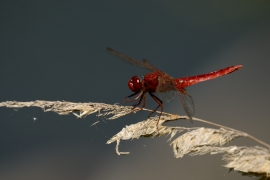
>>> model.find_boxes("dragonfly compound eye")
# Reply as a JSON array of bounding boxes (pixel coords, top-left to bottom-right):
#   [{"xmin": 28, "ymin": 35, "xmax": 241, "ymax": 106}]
[{"xmin": 128, "ymin": 76, "xmax": 142, "ymax": 92}]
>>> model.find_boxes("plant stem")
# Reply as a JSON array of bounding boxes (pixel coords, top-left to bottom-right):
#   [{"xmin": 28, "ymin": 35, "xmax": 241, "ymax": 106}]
[{"xmin": 141, "ymin": 108, "xmax": 270, "ymax": 149}]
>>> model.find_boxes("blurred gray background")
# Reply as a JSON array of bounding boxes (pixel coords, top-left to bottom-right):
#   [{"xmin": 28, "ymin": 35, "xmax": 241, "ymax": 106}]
[{"xmin": 0, "ymin": 1, "xmax": 270, "ymax": 180}]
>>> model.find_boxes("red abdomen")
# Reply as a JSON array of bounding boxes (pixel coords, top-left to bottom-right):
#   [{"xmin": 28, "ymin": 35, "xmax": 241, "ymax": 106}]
[{"xmin": 174, "ymin": 65, "xmax": 242, "ymax": 89}]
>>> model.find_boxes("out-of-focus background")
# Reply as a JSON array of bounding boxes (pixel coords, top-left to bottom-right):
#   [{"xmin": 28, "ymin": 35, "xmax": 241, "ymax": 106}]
[{"xmin": 0, "ymin": 1, "xmax": 269, "ymax": 180}]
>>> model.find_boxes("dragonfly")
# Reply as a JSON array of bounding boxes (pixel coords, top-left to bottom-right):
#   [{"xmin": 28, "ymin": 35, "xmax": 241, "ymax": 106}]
[{"xmin": 107, "ymin": 47, "xmax": 242, "ymax": 125}]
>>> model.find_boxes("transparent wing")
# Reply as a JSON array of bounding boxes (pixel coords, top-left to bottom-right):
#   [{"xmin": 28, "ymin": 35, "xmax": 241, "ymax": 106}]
[
  {"xmin": 178, "ymin": 89, "xmax": 195, "ymax": 122},
  {"xmin": 156, "ymin": 77, "xmax": 177, "ymax": 103},
  {"xmin": 106, "ymin": 48, "xmax": 159, "ymax": 72},
  {"xmin": 156, "ymin": 91, "xmax": 177, "ymax": 103},
  {"xmin": 142, "ymin": 59, "xmax": 160, "ymax": 71}
]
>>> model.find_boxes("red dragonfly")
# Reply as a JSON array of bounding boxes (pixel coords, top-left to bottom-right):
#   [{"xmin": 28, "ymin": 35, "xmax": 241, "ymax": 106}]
[{"xmin": 107, "ymin": 47, "xmax": 242, "ymax": 124}]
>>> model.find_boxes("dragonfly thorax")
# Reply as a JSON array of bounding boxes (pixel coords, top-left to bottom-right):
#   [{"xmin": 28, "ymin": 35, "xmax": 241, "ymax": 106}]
[{"xmin": 128, "ymin": 76, "xmax": 143, "ymax": 92}]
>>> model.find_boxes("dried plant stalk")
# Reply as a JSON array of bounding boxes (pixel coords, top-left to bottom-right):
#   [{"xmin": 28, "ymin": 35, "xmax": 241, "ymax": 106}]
[
  {"xmin": 223, "ymin": 146, "xmax": 270, "ymax": 177},
  {"xmin": 0, "ymin": 100, "xmax": 135, "ymax": 119},
  {"xmin": 106, "ymin": 116, "xmax": 183, "ymax": 155},
  {"xmin": 170, "ymin": 128, "xmax": 242, "ymax": 158},
  {"xmin": 0, "ymin": 100, "xmax": 269, "ymax": 178}
]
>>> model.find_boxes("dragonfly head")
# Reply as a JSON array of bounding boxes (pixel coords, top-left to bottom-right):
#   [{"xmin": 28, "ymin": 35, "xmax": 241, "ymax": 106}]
[{"xmin": 128, "ymin": 76, "xmax": 142, "ymax": 92}]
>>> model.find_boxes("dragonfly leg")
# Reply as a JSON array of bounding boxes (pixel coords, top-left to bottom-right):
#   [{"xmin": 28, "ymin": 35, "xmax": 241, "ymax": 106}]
[
  {"xmin": 132, "ymin": 92, "xmax": 147, "ymax": 111},
  {"xmin": 141, "ymin": 92, "xmax": 146, "ymax": 109},
  {"xmin": 148, "ymin": 93, "xmax": 163, "ymax": 127},
  {"xmin": 132, "ymin": 91, "xmax": 146, "ymax": 107},
  {"xmin": 122, "ymin": 91, "xmax": 143, "ymax": 104},
  {"xmin": 122, "ymin": 91, "xmax": 147, "ymax": 112}
]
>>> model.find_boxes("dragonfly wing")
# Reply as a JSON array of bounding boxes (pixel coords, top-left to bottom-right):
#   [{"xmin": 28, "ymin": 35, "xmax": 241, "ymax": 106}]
[
  {"xmin": 106, "ymin": 48, "xmax": 156, "ymax": 71},
  {"xmin": 178, "ymin": 90, "xmax": 195, "ymax": 122},
  {"xmin": 142, "ymin": 59, "xmax": 160, "ymax": 72},
  {"xmin": 156, "ymin": 91, "xmax": 177, "ymax": 103},
  {"xmin": 156, "ymin": 77, "xmax": 177, "ymax": 103}
]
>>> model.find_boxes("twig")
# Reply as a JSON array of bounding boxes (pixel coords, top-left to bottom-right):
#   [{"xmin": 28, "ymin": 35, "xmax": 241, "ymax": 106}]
[
  {"xmin": 142, "ymin": 108, "xmax": 270, "ymax": 149},
  {"xmin": 0, "ymin": 100, "xmax": 269, "ymax": 178}
]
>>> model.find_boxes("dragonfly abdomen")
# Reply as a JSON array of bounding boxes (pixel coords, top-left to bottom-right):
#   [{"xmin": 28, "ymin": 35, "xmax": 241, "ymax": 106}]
[{"xmin": 174, "ymin": 65, "xmax": 242, "ymax": 89}]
